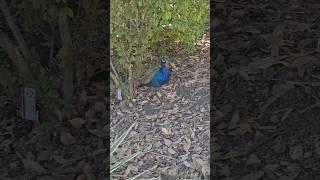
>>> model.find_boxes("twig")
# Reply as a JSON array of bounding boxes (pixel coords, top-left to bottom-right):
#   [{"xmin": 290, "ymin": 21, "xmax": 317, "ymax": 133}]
[
  {"xmin": 271, "ymin": 78, "xmax": 320, "ymax": 86},
  {"xmin": 110, "ymin": 57, "xmax": 121, "ymax": 81},
  {"xmin": 147, "ymin": 151, "xmax": 180, "ymax": 162},
  {"xmin": 298, "ymin": 103, "xmax": 320, "ymax": 114},
  {"xmin": 49, "ymin": 23, "xmax": 56, "ymax": 68},
  {"xmin": 111, "ymin": 118, "xmax": 124, "ymax": 130},
  {"xmin": 128, "ymin": 65, "xmax": 134, "ymax": 96},
  {"xmin": 110, "ymin": 57, "xmax": 132, "ymax": 100},
  {"xmin": 111, "ymin": 72, "xmax": 120, "ymax": 87},
  {"xmin": 110, "ymin": 58, "xmax": 122, "ymax": 89}
]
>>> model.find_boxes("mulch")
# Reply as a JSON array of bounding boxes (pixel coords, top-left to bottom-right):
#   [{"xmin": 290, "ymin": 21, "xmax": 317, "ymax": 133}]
[
  {"xmin": 213, "ymin": 0, "xmax": 320, "ymax": 179},
  {"xmin": 110, "ymin": 28, "xmax": 210, "ymax": 179}
]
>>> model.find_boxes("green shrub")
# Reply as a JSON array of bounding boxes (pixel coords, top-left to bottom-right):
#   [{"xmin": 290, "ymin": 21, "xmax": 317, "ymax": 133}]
[{"xmin": 111, "ymin": 0, "xmax": 209, "ymax": 98}]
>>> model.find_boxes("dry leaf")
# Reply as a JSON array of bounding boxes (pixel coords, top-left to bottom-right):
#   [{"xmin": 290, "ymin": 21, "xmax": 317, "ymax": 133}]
[
  {"xmin": 271, "ymin": 24, "xmax": 284, "ymax": 57},
  {"xmin": 212, "ymin": 143, "xmax": 221, "ymax": 152},
  {"xmin": 161, "ymin": 127, "xmax": 171, "ymax": 135},
  {"xmin": 164, "ymin": 139, "xmax": 172, "ymax": 146},
  {"xmin": 51, "ymin": 155, "xmax": 67, "ymax": 164},
  {"xmin": 297, "ymin": 38, "xmax": 313, "ymax": 50},
  {"xmin": 263, "ymin": 164, "xmax": 279, "ymax": 172},
  {"xmin": 314, "ymin": 137, "xmax": 320, "ymax": 157},
  {"xmin": 155, "ymin": 141, "xmax": 162, "ymax": 148},
  {"xmin": 83, "ymin": 163, "xmax": 96, "ymax": 180},
  {"xmin": 146, "ymin": 114, "xmax": 157, "ymax": 119},
  {"xmin": 281, "ymin": 108, "xmax": 293, "ymax": 121},
  {"xmin": 168, "ymin": 62, "xmax": 176, "ymax": 69},
  {"xmin": 217, "ymin": 122, "xmax": 228, "ymax": 130},
  {"xmin": 60, "ymin": 131, "xmax": 76, "ymax": 145},
  {"xmin": 238, "ymin": 122, "xmax": 253, "ymax": 133},
  {"xmin": 290, "ymin": 56, "xmax": 319, "ymax": 67},
  {"xmin": 69, "ymin": 118, "xmax": 86, "ymax": 128},
  {"xmin": 168, "ymin": 148, "xmax": 176, "ymax": 154},
  {"xmin": 219, "ymin": 165, "xmax": 230, "ymax": 176},
  {"xmin": 228, "ymin": 111, "xmax": 239, "ymax": 129},
  {"xmin": 75, "ymin": 174, "xmax": 87, "ymax": 180},
  {"xmin": 87, "ymin": 128, "xmax": 106, "ymax": 137},
  {"xmin": 289, "ymin": 145, "xmax": 303, "ymax": 160},
  {"xmin": 194, "ymin": 158, "xmax": 210, "ymax": 176},
  {"xmin": 183, "ymin": 141, "xmax": 191, "ymax": 152},
  {"xmin": 239, "ymin": 171, "xmax": 264, "ymax": 180},
  {"xmin": 168, "ymin": 167, "xmax": 179, "ymax": 176},
  {"xmin": 22, "ymin": 159, "xmax": 47, "ymax": 174},
  {"xmin": 246, "ymin": 154, "xmax": 261, "ymax": 165},
  {"xmin": 183, "ymin": 161, "xmax": 194, "ymax": 168},
  {"xmin": 116, "ymin": 111, "xmax": 124, "ymax": 116},
  {"xmin": 228, "ymin": 127, "xmax": 247, "ymax": 136},
  {"xmin": 124, "ymin": 164, "xmax": 133, "ymax": 177}
]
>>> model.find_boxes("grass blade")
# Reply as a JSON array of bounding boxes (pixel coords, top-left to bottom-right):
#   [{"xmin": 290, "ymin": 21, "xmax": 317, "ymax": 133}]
[
  {"xmin": 110, "ymin": 123, "xmax": 135, "ymax": 154},
  {"xmin": 110, "ymin": 151, "xmax": 140, "ymax": 173}
]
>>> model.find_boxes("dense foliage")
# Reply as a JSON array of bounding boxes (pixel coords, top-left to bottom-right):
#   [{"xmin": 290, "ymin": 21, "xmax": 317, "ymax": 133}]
[{"xmin": 111, "ymin": 0, "xmax": 209, "ymax": 98}]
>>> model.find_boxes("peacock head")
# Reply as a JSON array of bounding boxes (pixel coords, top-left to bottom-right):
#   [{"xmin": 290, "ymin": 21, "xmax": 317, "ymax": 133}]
[{"xmin": 160, "ymin": 57, "xmax": 167, "ymax": 66}]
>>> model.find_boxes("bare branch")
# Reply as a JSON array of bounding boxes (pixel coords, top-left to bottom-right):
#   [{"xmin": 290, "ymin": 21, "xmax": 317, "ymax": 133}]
[
  {"xmin": 0, "ymin": 30, "xmax": 33, "ymax": 81},
  {"xmin": 58, "ymin": 9, "xmax": 74, "ymax": 106},
  {"xmin": 0, "ymin": 0, "xmax": 32, "ymax": 60},
  {"xmin": 110, "ymin": 57, "xmax": 120, "ymax": 80}
]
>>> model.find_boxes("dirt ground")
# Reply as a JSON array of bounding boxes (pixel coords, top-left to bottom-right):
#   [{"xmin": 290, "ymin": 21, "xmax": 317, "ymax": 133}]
[
  {"xmin": 110, "ymin": 28, "xmax": 210, "ymax": 179},
  {"xmin": 213, "ymin": 0, "xmax": 320, "ymax": 179},
  {"xmin": 0, "ymin": 58, "xmax": 108, "ymax": 180}
]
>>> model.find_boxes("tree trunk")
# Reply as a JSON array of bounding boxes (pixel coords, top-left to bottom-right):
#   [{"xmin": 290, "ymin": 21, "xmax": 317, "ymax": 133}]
[{"xmin": 58, "ymin": 8, "xmax": 74, "ymax": 114}]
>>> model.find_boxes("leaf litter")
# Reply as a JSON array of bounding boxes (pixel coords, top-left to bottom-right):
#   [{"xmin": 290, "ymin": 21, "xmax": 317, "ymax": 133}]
[
  {"xmin": 110, "ymin": 26, "xmax": 210, "ymax": 179},
  {"xmin": 213, "ymin": 0, "xmax": 320, "ymax": 179}
]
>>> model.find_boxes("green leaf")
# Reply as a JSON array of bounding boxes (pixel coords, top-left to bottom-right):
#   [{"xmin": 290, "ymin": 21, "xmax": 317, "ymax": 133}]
[
  {"xmin": 110, "ymin": 151, "xmax": 140, "ymax": 173},
  {"xmin": 110, "ymin": 154, "xmax": 117, "ymax": 163},
  {"xmin": 110, "ymin": 123, "xmax": 135, "ymax": 154},
  {"xmin": 110, "ymin": 0, "xmax": 208, "ymax": 94}
]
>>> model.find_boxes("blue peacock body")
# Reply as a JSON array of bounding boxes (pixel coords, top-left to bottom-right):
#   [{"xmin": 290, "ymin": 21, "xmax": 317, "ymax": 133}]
[{"xmin": 140, "ymin": 57, "xmax": 170, "ymax": 87}]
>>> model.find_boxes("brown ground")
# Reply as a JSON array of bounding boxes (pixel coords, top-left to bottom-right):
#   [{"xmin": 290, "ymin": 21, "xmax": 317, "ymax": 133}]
[
  {"xmin": 110, "ymin": 29, "xmax": 210, "ymax": 179},
  {"xmin": 213, "ymin": 0, "xmax": 320, "ymax": 179}
]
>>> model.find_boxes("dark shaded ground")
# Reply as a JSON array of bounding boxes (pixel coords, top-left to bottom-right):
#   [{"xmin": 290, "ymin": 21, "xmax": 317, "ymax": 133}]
[
  {"xmin": 213, "ymin": 0, "xmax": 320, "ymax": 179},
  {"xmin": 0, "ymin": 36, "xmax": 108, "ymax": 180}
]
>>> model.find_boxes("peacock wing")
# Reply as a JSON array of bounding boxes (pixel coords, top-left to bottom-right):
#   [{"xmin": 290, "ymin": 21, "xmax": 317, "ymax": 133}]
[
  {"xmin": 159, "ymin": 67, "xmax": 170, "ymax": 84},
  {"xmin": 140, "ymin": 66, "xmax": 157, "ymax": 85}
]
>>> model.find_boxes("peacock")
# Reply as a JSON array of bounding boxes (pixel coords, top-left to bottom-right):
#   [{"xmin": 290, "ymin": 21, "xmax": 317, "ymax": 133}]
[{"xmin": 138, "ymin": 57, "xmax": 171, "ymax": 87}]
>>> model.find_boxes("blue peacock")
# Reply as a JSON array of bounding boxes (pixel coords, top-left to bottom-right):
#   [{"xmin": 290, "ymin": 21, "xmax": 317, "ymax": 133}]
[{"xmin": 138, "ymin": 57, "xmax": 171, "ymax": 87}]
